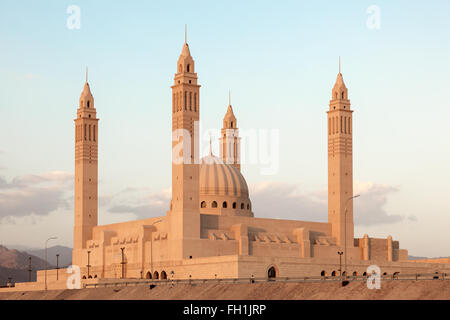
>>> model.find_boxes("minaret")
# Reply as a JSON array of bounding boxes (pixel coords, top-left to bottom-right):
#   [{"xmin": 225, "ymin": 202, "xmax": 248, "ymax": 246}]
[
  {"xmin": 327, "ymin": 62, "xmax": 354, "ymax": 247},
  {"xmin": 73, "ymin": 73, "xmax": 99, "ymax": 264},
  {"xmin": 219, "ymin": 94, "xmax": 241, "ymax": 171},
  {"xmin": 168, "ymin": 32, "xmax": 201, "ymax": 253}
]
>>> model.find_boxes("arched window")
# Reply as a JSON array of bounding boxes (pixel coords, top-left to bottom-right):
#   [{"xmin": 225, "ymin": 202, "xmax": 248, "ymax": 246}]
[
  {"xmin": 344, "ymin": 117, "xmax": 347, "ymax": 133},
  {"xmin": 222, "ymin": 201, "xmax": 227, "ymax": 208},
  {"xmin": 187, "ymin": 64, "xmax": 190, "ymax": 72},
  {"xmin": 268, "ymin": 266, "xmax": 276, "ymax": 279},
  {"xmin": 87, "ymin": 100, "xmax": 90, "ymax": 108},
  {"xmin": 82, "ymin": 276, "xmax": 86, "ymax": 279},
  {"xmin": 331, "ymin": 271, "xmax": 337, "ymax": 277},
  {"xmin": 363, "ymin": 272, "xmax": 367, "ymax": 277},
  {"xmin": 161, "ymin": 271, "xmax": 167, "ymax": 280},
  {"xmin": 194, "ymin": 93, "xmax": 197, "ymax": 112},
  {"xmin": 189, "ymin": 92, "xmax": 192, "ymax": 110},
  {"xmin": 153, "ymin": 271, "xmax": 159, "ymax": 280},
  {"xmin": 241, "ymin": 203, "xmax": 244, "ymax": 209},
  {"xmin": 321, "ymin": 270, "xmax": 327, "ymax": 277},
  {"xmin": 201, "ymin": 201, "xmax": 206, "ymax": 208},
  {"xmin": 84, "ymin": 124, "xmax": 87, "ymax": 140},
  {"xmin": 342, "ymin": 92, "xmax": 344, "ymax": 99},
  {"xmin": 94, "ymin": 275, "xmax": 97, "ymax": 278},
  {"xmin": 230, "ymin": 121, "xmax": 233, "ymax": 128},
  {"xmin": 88, "ymin": 275, "xmax": 92, "ymax": 279},
  {"xmin": 146, "ymin": 272, "xmax": 152, "ymax": 279},
  {"xmin": 340, "ymin": 116, "xmax": 343, "ymax": 133},
  {"xmin": 212, "ymin": 201, "xmax": 217, "ymax": 208},
  {"xmin": 352, "ymin": 271, "xmax": 358, "ymax": 277},
  {"xmin": 184, "ymin": 91, "xmax": 187, "ymax": 110},
  {"xmin": 89, "ymin": 124, "xmax": 91, "ymax": 141},
  {"xmin": 342, "ymin": 271, "xmax": 347, "ymax": 277},
  {"xmin": 232, "ymin": 202, "xmax": 237, "ymax": 209}
]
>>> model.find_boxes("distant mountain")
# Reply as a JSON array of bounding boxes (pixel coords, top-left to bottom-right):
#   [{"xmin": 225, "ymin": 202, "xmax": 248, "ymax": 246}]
[
  {"xmin": 408, "ymin": 255, "xmax": 450, "ymax": 260},
  {"xmin": 408, "ymin": 255, "xmax": 429, "ymax": 260},
  {"xmin": 0, "ymin": 245, "xmax": 52, "ymax": 286},
  {"xmin": 27, "ymin": 245, "xmax": 72, "ymax": 268}
]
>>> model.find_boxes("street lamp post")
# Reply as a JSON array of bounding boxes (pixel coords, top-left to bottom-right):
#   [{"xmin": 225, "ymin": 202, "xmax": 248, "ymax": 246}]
[
  {"xmin": 28, "ymin": 257, "xmax": 32, "ymax": 282},
  {"xmin": 56, "ymin": 254, "xmax": 60, "ymax": 281},
  {"xmin": 45, "ymin": 236, "xmax": 57, "ymax": 291},
  {"xmin": 86, "ymin": 251, "xmax": 91, "ymax": 279},
  {"xmin": 344, "ymin": 195, "xmax": 360, "ymax": 279},
  {"xmin": 120, "ymin": 247, "xmax": 125, "ymax": 279},
  {"xmin": 338, "ymin": 251, "xmax": 343, "ymax": 280}
]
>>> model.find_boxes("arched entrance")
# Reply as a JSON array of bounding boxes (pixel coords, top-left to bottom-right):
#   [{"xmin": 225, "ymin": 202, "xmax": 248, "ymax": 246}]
[
  {"xmin": 153, "ymin": 271, "xmax": 159, "ymax": 280},
  {"xmin": 146, "ymin": 271, "xmax": 152, "ymax": 279},
  {"xmin": 267, "ymin": 266, "xmax": 277, "ymax": 279},
  {"xmin": 161, "ymin": 271, "xmax": 167, "ymax": 280}
]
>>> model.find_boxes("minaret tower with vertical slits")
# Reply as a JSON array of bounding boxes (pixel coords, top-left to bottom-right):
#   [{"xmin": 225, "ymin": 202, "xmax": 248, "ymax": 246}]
[
  {"xmin": 327, "ymin": 61, "xmax": 354, "ymax": 247},
  {"xmin": 73, "ymin": 72, "xmax": 99, "ymax": 265}
]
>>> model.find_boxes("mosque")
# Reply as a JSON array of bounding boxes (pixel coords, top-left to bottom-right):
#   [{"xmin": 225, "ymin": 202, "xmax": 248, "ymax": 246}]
[{"xmin": 5, "ymin": 37, "xmax": 450, "ymax": 291}]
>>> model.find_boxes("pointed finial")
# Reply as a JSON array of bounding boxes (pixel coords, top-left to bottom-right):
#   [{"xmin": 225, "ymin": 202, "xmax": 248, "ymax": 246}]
[
  {"xmin": 86, "ymin": 67, "xmax": 88, "ymax": 83},
  {"xmin": 339, "ymin": 56, "xmax": 341, "ymax": 74},
  {"xmin": 185, "ymin": 24, "xmax": 187, "ymax": 44}
]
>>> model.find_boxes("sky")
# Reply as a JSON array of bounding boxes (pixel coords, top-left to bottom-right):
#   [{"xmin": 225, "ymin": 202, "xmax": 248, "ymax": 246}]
[{"xmin": 0, "ymin": 0, "xmax": 449, "ymax": 257}]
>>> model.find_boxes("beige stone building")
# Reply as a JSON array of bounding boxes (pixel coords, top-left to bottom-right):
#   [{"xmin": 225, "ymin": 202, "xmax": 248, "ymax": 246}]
[{"xmin": 5, "ymin": 38, "xmax": 450, "ymax": 291}]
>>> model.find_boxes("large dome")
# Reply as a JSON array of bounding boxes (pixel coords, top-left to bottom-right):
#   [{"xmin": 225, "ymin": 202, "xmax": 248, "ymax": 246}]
[
  {"xmin": 199, "ymin": 155, "xmax": 252, "ymax": 216},
  {"xmin": 200, "ymin": 155, "xmax": 248, "ymax": 197}
]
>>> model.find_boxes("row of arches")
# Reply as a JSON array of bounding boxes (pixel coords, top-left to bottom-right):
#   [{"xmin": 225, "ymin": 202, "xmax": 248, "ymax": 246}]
[
  {"xmin": 328, "ymin": 115, "xmax": 351, "ymax": 136},
  {"xmin": 200, "ymin": 201, "xmax": 251, "ymax": 210},
  {"xmin": 173, "ymin": 91, "xmax": 197, "ymax": 113},
  {"xmin": 82, "ymin": 274, "xmax": 98, "ymax": 279},
  {"xmin": 145, "ymin": 270, "xmax": 168, "ymax": 280},
  {"xmin": 76, "ymin": 124, "xmax": 96, "ymax": 142},
  {"xmin": 80, "ymin": 100, "xmax": 91, "ymax": 108},
  {"xmin": 320, "ymin": 270, "xmax": 399, "ymax": 277},
  {"xmin": 334, "ymin": 91, "xmax": 346, "ymax": 100},
  {"xmin": 179, "ymin": 63, "xmax": 191, "ymax": 73}
]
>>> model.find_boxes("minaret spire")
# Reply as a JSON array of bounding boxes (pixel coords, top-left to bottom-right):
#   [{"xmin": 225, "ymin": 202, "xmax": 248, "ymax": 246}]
[{"xmin": 228, "ymin": 90, "xmax": 231, "ymax": 106}]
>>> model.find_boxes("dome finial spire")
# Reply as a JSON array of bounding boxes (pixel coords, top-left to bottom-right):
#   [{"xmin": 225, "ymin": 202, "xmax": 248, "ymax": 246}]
[{"xmin": 209, "ymin": 132, "xmax": 213, "ymax": 156}]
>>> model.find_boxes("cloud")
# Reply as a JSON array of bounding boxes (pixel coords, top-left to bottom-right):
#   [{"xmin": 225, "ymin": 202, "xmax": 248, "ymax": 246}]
[
  {"xmin": 353, "ymin": 181, "xmax": 407, "ymax": 225},
  {"xmin": 0, "ymin": 171, "xmax": 73, "ymax": 220},
  {"xmin": 250, "ymin": 181, "xmax": 411, "ymax": 226},
  {"xmin": 106, "ymin": 187, "xmax": 171, "ymax": 218},
  {"xmin": 250, "ymin": 182, "xmax": 327, "ymax": 221}
]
